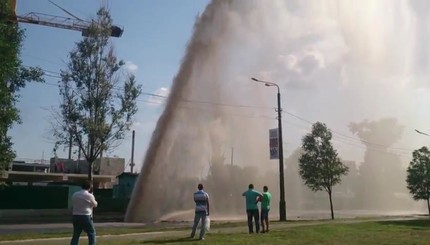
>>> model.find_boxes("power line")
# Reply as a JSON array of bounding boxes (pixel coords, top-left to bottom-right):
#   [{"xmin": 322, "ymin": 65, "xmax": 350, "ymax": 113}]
[
  {"xmin": 29, "ymin": 71, "xmax": 417, "ymax": 155},
  {"xmin": 283, "ymin": 111, "xmax": 415, "ymax": 153},
  {"xmin": 284, "ymin": 118, "xmax": 414, "ymax": 158}
]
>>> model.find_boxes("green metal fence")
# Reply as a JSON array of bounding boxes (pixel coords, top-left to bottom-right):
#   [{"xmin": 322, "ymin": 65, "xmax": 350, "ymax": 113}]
[{"xmin": 0, "ymin": 185, "xmax": 72, "ymax": 209}]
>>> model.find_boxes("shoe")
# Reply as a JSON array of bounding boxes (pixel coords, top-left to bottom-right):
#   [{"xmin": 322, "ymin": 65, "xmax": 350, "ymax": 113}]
[
  {"xmin": 261, "ymin": 230, "xmax": 266, "ymax": 233},
  {"xmin": 199, "ymin": 237, "xmax": 205, "ymax": 240}
]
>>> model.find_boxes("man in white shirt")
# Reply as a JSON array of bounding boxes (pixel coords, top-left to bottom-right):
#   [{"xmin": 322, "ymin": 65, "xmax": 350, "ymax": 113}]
[{"xmin": 70, "ymin": 180, "xmax": 98, "ymax": 245}]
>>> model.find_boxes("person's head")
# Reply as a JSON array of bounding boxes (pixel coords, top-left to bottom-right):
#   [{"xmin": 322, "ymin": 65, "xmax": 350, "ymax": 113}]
[
  {"xmin": 248, "ymin": 184, "xmax": 254, "ymax": 189},
  {"xmin": 198, "ymin": 183, "xmax": 204, "ymax": 190},
  {"xmin": 263, "ymin": 186, "xmax": 268, "ymax": 192},
  {"xmin": 81, "ymin": 180, "xmax": 92, "ymax": 191}
]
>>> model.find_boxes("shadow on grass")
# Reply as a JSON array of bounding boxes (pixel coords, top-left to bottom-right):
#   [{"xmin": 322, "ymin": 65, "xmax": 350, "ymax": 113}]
[
  {"xmin": 377, "ymin": 219, "xmax": 430, "ymax": 229},
  {"xmin": 141, "ymin": 237, "xmax": 199, "ymax": 244}
]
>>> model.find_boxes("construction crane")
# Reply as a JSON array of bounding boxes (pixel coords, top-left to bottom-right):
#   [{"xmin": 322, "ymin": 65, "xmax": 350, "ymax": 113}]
[{"xmin": 2, "ymin": 0, "xmax": 123, "ymax": 38}]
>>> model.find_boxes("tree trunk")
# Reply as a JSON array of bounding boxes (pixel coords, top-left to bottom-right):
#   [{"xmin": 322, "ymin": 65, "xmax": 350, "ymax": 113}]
[
  {"xmin": 427, "ymin": 198, "xmax": 430, "ymax": 218},
  {"xmin": 329, "ymin": 190, "xmax": 334, "ymax": 220}
]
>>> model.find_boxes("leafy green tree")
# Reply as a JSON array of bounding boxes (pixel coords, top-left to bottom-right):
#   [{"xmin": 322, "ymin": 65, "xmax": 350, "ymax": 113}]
[
  {"xmin": 406, "ymin": 146, "xmax": 430, "ymax": 216},
  {"xmin": 54, "ymin": 8, "xmax": 141, "ymax": 182},
  {"xmin": 0, "ymin": 1, "xmax": 44, "ymax": 172},
  {"xmin": 299, "ymin": 122, "xmax": 349, "ymax": 219}
]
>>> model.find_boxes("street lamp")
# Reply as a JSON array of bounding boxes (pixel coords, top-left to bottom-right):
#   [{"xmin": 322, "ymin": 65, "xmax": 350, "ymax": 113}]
[{"xmin": 251, "ymin": 77, "xmax": 287, "ymax": 221}]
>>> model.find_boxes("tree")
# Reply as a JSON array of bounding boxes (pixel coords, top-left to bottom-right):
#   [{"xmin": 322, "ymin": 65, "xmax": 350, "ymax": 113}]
[
  {"xmin": 0, "ymin": 1, "xmax": 44, "ymax": 173},
  {"xmin": 54, "ymin": 7, "xmax": 141, "ymax": 182},
  {"xmin": 406, "ymin": 146, "xmax": 430, "ymax": 217},
  {"xmin": 299, "ymin": 122, "xmax": 349, "ymax": 219}
]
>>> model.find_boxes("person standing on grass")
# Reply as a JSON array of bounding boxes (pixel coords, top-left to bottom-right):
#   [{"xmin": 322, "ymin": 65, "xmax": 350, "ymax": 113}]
[
  {"xmin": 70, "ymin": 180, "xmax": 98, "ymax": 245},
  {"xmin": 260, "ymin": 185, "xmax": 272, "ymax": 233},
  {"xmin": 190, "ymin": 183, "xmax": 210, "ymax": 240},
  {"xmin": 242, "ymin": 184, "xmax": 263, "ymax": 234}
]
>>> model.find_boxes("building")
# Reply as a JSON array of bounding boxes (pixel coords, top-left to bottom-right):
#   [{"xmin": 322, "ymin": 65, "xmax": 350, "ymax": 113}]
[
  {"xmin": 50, "ymin": 157, "xmax": 125, "ymax": 176},
  {"xmin": 1, "ymin": 157, "xmax": 125, "ymax": 188},
  {"xmin": 10, "ymin": 160, "xmax": 50, "ymax": 173}
]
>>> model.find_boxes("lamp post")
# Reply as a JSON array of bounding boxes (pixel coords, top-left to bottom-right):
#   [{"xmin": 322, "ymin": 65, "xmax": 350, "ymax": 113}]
[{"xmin": 251, "ymin": 77, "xmax": 287, "ymax": 221}]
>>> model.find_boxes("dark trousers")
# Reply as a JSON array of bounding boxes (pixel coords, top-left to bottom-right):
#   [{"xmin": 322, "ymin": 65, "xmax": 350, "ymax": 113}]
[
  {"xmin": 70, "ymin": 215, "xmax": 96, "ymax": 245},
  {"xmin": 246, "ymin": 209, "xmax": 260, "ymax": 233}
]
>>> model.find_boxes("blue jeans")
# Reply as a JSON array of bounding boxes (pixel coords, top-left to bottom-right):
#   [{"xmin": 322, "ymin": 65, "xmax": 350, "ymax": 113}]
[
  {"xmin": 246, "ymin": 209, "xmax": 260, "ymax": 233},
  {"xmin": 70, "ymin": 215, "xmax": 96, "ymax": 245},
  {"xmin": 247, "ymin": 209, "xmax": 260, "ymax": 233},
  {"xmin": 190, "ymin": 211, "xmax": 207, "ymax": 239}
]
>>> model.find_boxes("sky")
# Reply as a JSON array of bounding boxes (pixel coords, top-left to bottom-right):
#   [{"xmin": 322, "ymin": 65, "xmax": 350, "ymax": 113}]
[
  {"xmin": 11, "ymin": 0, "xmax": 209, "ymax": 170},
  {"xmin": 10, "ymin": 0, "xmax": 430, "ymax": 174}
]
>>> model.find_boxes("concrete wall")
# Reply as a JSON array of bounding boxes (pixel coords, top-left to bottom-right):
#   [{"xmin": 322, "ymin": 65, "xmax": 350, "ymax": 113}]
[{"xmin": 94, "ymin": 157, "xmax": 125, "ymax": 175}]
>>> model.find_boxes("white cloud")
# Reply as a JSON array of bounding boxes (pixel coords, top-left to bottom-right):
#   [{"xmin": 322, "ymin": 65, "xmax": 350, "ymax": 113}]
[
  {"xmin": 147, "ymin": 87, "xmax": 170, "ymax": 106},
  {"xmin": 132, "ymin": 121, "xmax": 142, "ymax": 128},
  {"xmin": 125, "ymin": 61, "xmax": 138, "ymax": 74}
]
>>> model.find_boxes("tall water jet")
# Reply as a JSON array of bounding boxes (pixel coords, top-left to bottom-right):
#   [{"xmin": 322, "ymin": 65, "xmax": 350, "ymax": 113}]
[
  {"xmin": 126, "ymin": 0, "xmax": 430, "ymax": 222},
  {"xmin": 125, "ymin": 0, "xmax": 274, "ymax": 222}
]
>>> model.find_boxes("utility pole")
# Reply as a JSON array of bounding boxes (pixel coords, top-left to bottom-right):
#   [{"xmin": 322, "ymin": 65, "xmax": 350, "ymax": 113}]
[
  {"xmin": 130, "ymin": 130, "xmax": 135, "ymax": 173},
  {"xmin": 68, "ymin": 133, "xmax": 72, "ymax": 159},
  {"xmin": 252, "ymin": 77, "xmax": 287, "ymax": 221},
  {"xmin": 276, "ymin": 89, "xmax": 286, "ymax": 221}
]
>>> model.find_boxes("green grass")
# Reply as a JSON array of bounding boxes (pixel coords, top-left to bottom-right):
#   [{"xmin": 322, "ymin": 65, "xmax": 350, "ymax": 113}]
[
  {"xmin": 0, "ymin": 225, "xmax": 182, "ymax": 242},
  {"xmin": 2, "ymin": 219, "xmax": 430, "ymax": 245},
  {"xmin": 104, "ymin": 219, "xmax": 430, "ymax": 245}
]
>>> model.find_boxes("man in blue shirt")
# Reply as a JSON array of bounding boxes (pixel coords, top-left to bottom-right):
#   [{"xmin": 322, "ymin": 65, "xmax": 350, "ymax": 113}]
[
  {"xmin": 190, "ymin": 183, "xmax": 210, "ymax": 240},
  {"xmin": 242, "ymin": 184, "xmax": 262, "ymax": 233}
]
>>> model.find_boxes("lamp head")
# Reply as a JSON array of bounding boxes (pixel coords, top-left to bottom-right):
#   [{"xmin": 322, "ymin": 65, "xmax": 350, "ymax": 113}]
[{"xmin": 251, "ymin": 77, "xmax": 259, "ymax": 82}]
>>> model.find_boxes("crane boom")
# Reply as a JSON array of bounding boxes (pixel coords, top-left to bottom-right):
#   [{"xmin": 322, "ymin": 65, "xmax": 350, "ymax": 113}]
[
  {"xmin": 16, "ymin": 12, "xmax": 123, "ymax": 37},
  {"xmin": 2, "ymin": 0, "xmax": 123, "ymax": 38},
  {"xmin": 17, "ymin": 12, "xmax": 89, "ymax": 32}
]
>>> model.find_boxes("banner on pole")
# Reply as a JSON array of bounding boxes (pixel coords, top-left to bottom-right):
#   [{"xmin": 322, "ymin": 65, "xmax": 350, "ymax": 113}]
[{"xmin": 269, "ymin": 128, "xmax": 279, "ymax": 159}]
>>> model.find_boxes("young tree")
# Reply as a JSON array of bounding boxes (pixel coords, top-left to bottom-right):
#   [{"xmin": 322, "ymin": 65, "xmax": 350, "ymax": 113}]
[
  {"xmin": 406, "ymin": 146, "xmax": 430, "ymax": 217},
  {"xmin": 299, "ymin": 122, "xmax": 349, "ymax": 219},
  {"xmin": 0, "ymin": 1, "xmax": 44, "ymax": 172},
  {"xmin": 54, "ymin": 7, "xmax": 141, "ymax": 182}
]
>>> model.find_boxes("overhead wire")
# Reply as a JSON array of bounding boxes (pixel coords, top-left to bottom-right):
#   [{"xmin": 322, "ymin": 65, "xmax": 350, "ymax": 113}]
[{"xmin": 29, "ymin": 66, "xmax": 416, "ymax": 158}]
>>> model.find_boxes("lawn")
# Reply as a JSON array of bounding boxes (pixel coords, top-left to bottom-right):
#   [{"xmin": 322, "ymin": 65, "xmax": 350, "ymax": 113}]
[
  {"xmin": 137, "ymin": 219, "xmax": 430, "ymax": 245},
  {"xmin": 1, "ymin": 219, "xmax": 430, "ymax": 245}
]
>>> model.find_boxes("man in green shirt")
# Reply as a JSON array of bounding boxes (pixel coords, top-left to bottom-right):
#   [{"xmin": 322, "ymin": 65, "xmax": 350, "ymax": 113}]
[
  {"xmin": 260, "ymin": 186, "xmax": 272, "ymax": 233},
  {"xmin": 242, "ymin": 184, "xmax": 263, "ymax": 233}
]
